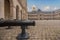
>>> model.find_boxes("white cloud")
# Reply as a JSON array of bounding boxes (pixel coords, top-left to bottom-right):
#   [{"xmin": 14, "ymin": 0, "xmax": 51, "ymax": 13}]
[
  {"xmin": 27, "ymin": 7, "xmax": 32, "ymax": 12},
  {"xmin": 27, "ymin": 7, "xmax": 29, "ymax": 11},
  {"xmin": 44, "ymin": 6, "xmax": 50, "ymax": 11},
  {"xmin": 43, "ymin": 6, "xmax": 59, "ymax": 11},
  {"xmin": 54, "ymin": 7, "xmax": 58, "ymax": 10}
]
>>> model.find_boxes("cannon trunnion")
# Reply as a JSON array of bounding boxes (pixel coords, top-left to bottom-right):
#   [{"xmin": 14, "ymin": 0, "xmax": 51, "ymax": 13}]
[{"xmin": 0, "ymin": 20, "xmax": 35, "ymax": 40}]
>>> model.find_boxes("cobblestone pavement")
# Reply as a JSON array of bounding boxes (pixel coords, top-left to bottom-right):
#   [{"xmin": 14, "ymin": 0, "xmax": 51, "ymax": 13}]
[{"xmin": 0, "ymin": 20, "xmax": 60, "ymax": 40}]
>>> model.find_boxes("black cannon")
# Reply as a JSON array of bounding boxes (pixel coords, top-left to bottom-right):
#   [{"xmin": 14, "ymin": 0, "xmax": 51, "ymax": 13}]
[{"xmin": 0, "ymin": 19, "xmax": 35, "ymax": 40}]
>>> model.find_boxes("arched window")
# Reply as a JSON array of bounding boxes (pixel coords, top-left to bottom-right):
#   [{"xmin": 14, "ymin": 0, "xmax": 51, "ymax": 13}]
[{"xmin": 4, "ymin": 0, "xmax": 10, "ymax": 20}]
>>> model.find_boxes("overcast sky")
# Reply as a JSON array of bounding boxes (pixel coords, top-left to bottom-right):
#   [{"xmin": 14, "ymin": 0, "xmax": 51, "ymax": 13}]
[{"xmin": 27, "ymin": 0, "xmax": 60, "ymax": 12}]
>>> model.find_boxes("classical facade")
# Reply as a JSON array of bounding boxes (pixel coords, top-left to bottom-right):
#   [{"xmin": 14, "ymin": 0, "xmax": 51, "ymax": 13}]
[
  {"xmin": 28, "ymin": 10, "xmax": 60, "ymax": 20},
  {"xmin": 0, "ymin": 0, "xmax": 27, "ymax": 20}
]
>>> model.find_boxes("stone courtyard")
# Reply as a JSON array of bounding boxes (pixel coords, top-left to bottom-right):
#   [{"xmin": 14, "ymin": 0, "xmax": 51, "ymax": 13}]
[{"xmin": 0, "ymin": 20, "xmax": 60, "ymax": 40}]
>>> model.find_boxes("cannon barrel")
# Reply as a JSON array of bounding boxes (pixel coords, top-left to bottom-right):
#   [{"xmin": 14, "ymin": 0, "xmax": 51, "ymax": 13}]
[
  {"xmin": 0, "ymin": 20, "xmax": 35, "ymax": 27},
  {"xmin": 0, "ymin": 19, "xmax": 35, "ymax": 39}
]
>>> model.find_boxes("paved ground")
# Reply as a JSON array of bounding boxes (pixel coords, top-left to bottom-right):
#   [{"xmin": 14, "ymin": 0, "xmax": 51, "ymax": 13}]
[{"xmin": 0, "ymin": 20, "xmax": 60, "ymax": 40}]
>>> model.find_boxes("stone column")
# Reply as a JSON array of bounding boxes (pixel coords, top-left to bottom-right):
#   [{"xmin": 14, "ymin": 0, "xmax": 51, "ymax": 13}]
[
  {"xmin": 19, "ymin": 0, "xmax": 28, "ymax": 20},
  {"xmin": 0, "ymin": 0, "xmax": 4, "ymax": 19},
  {"xmin": 10, "ymin": 4, "xmax": 13, "ymax": 19},
  {"xmin": 18, "ymin": 10, "xmax": 21, "ymax": 20},
  {"xmin": 22, "ymin": 9, "xmax": 28, "ymax": 20},
  {"xmin": 10, "ymin": 5, "xmax": 16, "ymax": 19},
  {"xmin": 38, "ymin": 14, "xmax": 40, "ymax": 20}
]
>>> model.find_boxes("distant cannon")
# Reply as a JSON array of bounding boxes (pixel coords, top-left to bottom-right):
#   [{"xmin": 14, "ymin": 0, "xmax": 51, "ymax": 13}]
[{"xmin": 0, "ymin": 19, "xmax": 35, "ymax": 39}]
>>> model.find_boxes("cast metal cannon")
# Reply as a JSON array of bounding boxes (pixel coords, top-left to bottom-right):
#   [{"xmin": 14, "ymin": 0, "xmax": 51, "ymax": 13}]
[{"xmin": 0, "ymin": 19, "xmax": 35, "ymax": 40}]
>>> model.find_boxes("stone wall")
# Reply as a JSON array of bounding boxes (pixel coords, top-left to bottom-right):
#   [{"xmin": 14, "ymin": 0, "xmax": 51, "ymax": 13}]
[
  {"xmin": 0, "ymin": 0, "xmax": 27, "ymax": 20},
  {"xmin": 28, "ymin": 12, "xmax": 60, "ymax": 20}
]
